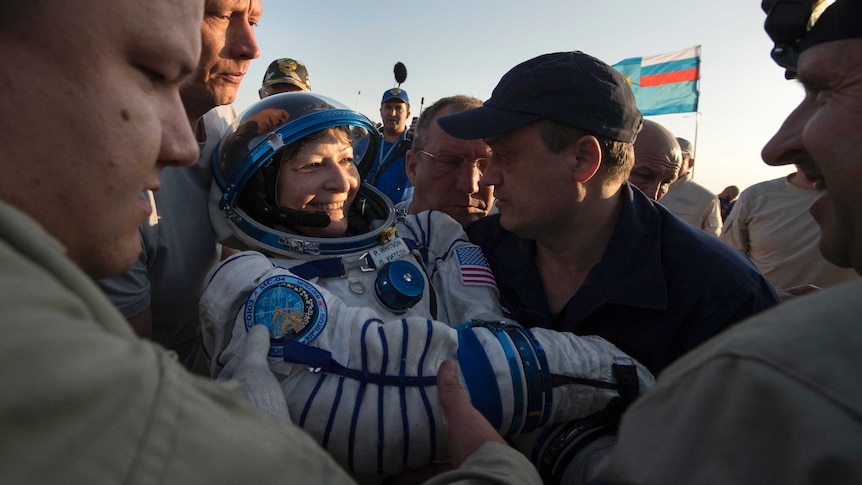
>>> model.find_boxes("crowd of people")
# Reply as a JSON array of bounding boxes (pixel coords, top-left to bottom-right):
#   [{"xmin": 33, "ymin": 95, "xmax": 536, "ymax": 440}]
[{"xmin": 2, "ymin": 0, "xmax": 861, "ymax": 484}]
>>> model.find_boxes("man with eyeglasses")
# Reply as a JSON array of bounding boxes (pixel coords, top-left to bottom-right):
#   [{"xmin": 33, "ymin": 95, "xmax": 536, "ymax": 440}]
[
  {"xmin": 439, "ymin": 51, "xmax": 777, "ymax": 382},
  {"xmin": 400, "ymin": 95, "xmax": 496, "ymax": 229}
]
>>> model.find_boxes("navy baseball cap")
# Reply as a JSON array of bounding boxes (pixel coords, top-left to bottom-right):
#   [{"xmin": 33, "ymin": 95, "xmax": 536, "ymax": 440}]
[
  {"xmin": 381, "ymin": 88, "xmax": 409, "ymax": 104},
  {"xmin": 437, "ymin": 51, "xmax": 643, "ymax": 143}
]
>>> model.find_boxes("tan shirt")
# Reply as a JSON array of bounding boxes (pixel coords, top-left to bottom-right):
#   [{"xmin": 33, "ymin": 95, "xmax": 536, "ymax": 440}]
[
  {"xmin": 660, "ymin": 172, "xmax": 722, "ymax": 236},
  {"xmin": 594, "ymin": 280, "xmax": 862, "ymax": 484},
  {"xmin": 720, "ymin": 174, "xmax": 859, "ymax": 290}
]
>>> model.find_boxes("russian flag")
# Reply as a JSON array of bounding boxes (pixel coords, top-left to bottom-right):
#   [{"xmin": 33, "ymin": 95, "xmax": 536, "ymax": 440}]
[{"xmin": 612, "ymin": 46, "xmax": 700, "ymax": 116}]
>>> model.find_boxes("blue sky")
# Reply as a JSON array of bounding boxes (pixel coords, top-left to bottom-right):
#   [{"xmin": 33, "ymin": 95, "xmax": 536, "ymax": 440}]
[{"xmin": 234, "ymin": 0, "xmax": 806, "ymax": 194}]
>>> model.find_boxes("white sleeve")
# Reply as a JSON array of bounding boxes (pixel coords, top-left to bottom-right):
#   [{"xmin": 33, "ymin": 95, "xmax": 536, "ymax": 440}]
[
  {"xmin": 201, "ymin": 254, "xmax": 654, "ymax": 478},
  {"xmin": 397, "ymin": 210, "xmax": 510, "ymax": 324}
]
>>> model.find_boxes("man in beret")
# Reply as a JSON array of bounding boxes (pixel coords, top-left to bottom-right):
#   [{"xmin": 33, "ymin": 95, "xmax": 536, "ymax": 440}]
[{"xmin": 259, "ymin": 57, "xmax": 311, "ymax": 98}]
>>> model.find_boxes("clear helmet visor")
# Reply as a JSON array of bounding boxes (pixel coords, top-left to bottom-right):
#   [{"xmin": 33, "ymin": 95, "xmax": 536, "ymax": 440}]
[
  {"xmin": 214, "ymin": 92, "xmax": 378, "ymax": 205},
  {"xmin": 210, "ymin": 92, "xmax": 394, "ymax": 257}
]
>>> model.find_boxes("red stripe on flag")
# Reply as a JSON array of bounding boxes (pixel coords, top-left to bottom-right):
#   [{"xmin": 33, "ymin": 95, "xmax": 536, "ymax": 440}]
[
  {"xmin": 641, "ymin": 68, "xmax": 699, "ymax": 87},
  {"xmin": 460, "ymin": 267, "xmax": 497, "ymax": 286}
]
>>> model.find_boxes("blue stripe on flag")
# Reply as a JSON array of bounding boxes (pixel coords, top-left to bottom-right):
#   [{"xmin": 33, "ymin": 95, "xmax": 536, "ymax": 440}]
[{"xmin": 635, "ymin": 82, "xmax": 699, "ymax": 115}]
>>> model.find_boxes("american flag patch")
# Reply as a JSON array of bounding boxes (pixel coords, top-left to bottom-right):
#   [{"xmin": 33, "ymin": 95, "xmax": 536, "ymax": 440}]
[{"xmin": 455, "ymin": 245, "xmax": 497, "ymax": 288}]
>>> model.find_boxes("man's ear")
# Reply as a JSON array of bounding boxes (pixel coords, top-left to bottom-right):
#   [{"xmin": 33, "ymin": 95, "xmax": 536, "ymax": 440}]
[
  {"xmin": 570, "ymin": 135, "xmax": 602, "ymax": 183},
  {"xmin": 405, "ymin": 149, "xmax": 418, "ymax": 184}
]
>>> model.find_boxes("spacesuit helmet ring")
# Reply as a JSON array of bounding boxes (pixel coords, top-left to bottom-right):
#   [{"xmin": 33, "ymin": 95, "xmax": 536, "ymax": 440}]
[{"xmin": 212, "ymin": 92, "xmax": 395, "ymax": 257}]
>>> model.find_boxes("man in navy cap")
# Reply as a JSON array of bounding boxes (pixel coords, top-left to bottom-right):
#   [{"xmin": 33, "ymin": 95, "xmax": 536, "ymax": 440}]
[
  {"xmin": 438, "ymin": 51, "xmax": 777, "ymax": 378},
  {"xmin": 366, "ymin": 87, "xmax": 414, "ymax": 204}
]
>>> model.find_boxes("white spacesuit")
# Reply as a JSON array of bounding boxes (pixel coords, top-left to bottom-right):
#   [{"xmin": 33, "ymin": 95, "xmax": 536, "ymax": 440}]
[{"xmin": 201, "ymin": 92, "xmax": 654, "ymax": 481}]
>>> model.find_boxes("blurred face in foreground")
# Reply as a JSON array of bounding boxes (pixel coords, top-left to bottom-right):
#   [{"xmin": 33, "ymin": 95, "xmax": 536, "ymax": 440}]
[
  {"xmin": 762, "ymin": 38, "xmax": 862, "ymax": 275},
  {"xmin": 0, "ymin": 0, "xmax": 202, "ymax": 278},
  {"xmin": 407, "ymin": 106, "xmax": 494, "ymax": 229},
  {"xmin": 276, "ymin": 128, "xmax": 360, "ymax": 239}
]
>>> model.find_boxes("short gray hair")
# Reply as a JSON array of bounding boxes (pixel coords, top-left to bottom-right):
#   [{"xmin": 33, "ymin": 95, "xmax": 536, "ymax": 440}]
[{"xmin": 412, "ymin": 95, "xmax": 483, "ymax": 151}]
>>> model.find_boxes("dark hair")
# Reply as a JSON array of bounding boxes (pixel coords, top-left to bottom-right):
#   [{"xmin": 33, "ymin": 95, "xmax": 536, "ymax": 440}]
[
  {"xmin": 537, "ymin": 119, "xmax": 634, "ymax": 182},
  {"xmin": 412, "ymin": 95, "xmax": 483, "ymax": 151}
]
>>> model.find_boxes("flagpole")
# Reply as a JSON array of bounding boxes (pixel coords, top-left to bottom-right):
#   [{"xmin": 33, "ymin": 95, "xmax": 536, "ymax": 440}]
[
  {"xmin": 691, "ymin": 46, "xmax": 702, "ymax": 179},
  {"xmin": 692, "ymin": 110, "xmax": 700, "ymax": 177}
]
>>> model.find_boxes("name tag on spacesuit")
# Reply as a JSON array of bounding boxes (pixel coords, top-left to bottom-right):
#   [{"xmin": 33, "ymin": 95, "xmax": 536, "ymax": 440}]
[{"xmin": 369, "ymin": 237, "xmax": 410, "ymax": 268}]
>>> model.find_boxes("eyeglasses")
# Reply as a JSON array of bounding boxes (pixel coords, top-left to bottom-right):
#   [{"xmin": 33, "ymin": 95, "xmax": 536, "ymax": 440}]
[{"xmin": 416, "ymin": 150, "xmax": 490, "ymax": 174}]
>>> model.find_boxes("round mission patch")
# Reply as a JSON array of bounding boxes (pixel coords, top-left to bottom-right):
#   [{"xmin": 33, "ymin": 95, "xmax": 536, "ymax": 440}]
[{"xmin": 243, "ymin": 274, "xmax": 328, "ymax": 357}]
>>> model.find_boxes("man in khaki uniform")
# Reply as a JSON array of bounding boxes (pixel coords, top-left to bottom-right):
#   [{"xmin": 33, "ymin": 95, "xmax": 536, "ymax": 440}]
[{"xmin": 660, "ymin": 137, "xmax": 723, "ymax": 236}]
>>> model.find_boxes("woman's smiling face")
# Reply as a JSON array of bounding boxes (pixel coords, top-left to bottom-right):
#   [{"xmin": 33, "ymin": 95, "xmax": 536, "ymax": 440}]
[{"xmin": 276, "ymin": 128, "xmax": 359, "ymax": 238}]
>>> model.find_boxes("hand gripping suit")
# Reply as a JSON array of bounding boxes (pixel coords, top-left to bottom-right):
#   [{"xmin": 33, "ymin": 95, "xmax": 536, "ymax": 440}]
[{"xmin": 201, "ymin": 92, "xmax": 654, "ymax": 479}]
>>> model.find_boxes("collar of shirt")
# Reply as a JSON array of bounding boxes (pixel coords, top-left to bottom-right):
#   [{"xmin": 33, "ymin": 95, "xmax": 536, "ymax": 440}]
[{"xmin": 471, "ymin": 183, "xmax": 669, "ymax": 327}]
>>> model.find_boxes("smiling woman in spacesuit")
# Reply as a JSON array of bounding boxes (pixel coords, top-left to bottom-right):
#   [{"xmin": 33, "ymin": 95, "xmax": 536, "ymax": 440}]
[
  {"xmin": 271, "ymin": 127, "xmax": 358, "ymax": 238},
  {"xmin": 201, "ymin": 92, "xmax": 653, "ymax": 483}
]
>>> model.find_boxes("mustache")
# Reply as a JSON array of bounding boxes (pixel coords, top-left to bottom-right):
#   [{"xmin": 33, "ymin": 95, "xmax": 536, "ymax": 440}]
[{"xmin": 773, "ymin": 150, "xmax": 822, "ymax": 178}]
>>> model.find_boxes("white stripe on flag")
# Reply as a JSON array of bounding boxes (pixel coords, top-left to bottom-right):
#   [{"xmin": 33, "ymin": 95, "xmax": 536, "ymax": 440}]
[{"xmin": 641, "ymin": 46, "xmax": 701, "ymax": 67}]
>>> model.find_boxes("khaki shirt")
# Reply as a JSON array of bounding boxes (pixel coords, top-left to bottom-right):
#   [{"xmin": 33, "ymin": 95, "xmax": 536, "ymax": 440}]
[
  {"xmin": 594, "ymin": 280, "xmax": 862, "ymax": 484},
  {"xmin": 661, "ymin": 172, "xmax": 722, "ymax": 236}
]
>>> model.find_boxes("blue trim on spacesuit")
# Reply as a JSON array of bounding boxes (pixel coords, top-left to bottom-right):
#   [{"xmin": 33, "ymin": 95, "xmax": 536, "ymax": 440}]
[
  {"xmin": 456, "ymin": 324, "xmax": 504, "ymax": 430},
  {"xmin": 376, "ymin": 323, "xmax": 389, "ymax": 473},
  {"xmin": 416, "ymin": 319, "xmax": 437, "ymax": 463},
  {"xmin": 483, "ymin": 324, "xmax": 524, "ymax": 437},
  {"xmin": 347, "ymin": 370, "xmax": 368, "ymax": 474},
  {"xmin": 521, "ymin": 326, "xmax": 554, "ymax": 430},
  {"xmin": 323, "ymin": 376, "xmax": 346, "ymax": 450},
  {"xmin": 282, "ymin": 339, "xmax": 439, "ymax": 387},
  {"xmin": 505, "ymin": 326, "xmax": 551, "ymax": 433},
  {"xmin": 398, "ymin": 321, "xmax": 410, "ymax": 465}
]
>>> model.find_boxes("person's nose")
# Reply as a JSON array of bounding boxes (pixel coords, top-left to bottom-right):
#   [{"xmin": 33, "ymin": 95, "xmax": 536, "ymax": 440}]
[
  {"xmin": 762, "ymin": 100, "xmax": 808, "ymax": 166},
  {"xmin": 480, "ymin": 158, "xmax": 501, "ymax": 187},
  {"xmin": 226, "ymin": 14, "xmax": 260, "ymax": 60},
  {"xmin": 455, "ymin": 160, "xmax": 482, "ymax": 194},
  {"xmin": 325, "ymin": 163, "xmax": 355, "ymax": 193},
  {"xmin": 159, "ymin": 92, "xmax": 199, "ymax": 167}
]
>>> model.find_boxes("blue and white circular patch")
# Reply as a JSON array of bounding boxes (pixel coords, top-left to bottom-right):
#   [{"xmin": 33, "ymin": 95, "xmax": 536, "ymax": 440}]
[{"xmin": 243, "ymin": 274, "xmax": 328, "ymax": 357}]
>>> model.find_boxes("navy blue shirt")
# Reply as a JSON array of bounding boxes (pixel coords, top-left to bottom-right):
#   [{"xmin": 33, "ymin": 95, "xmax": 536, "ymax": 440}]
[{"xmin": 468, "ymin": 183, "xmax": 779, "ymax": 376}]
